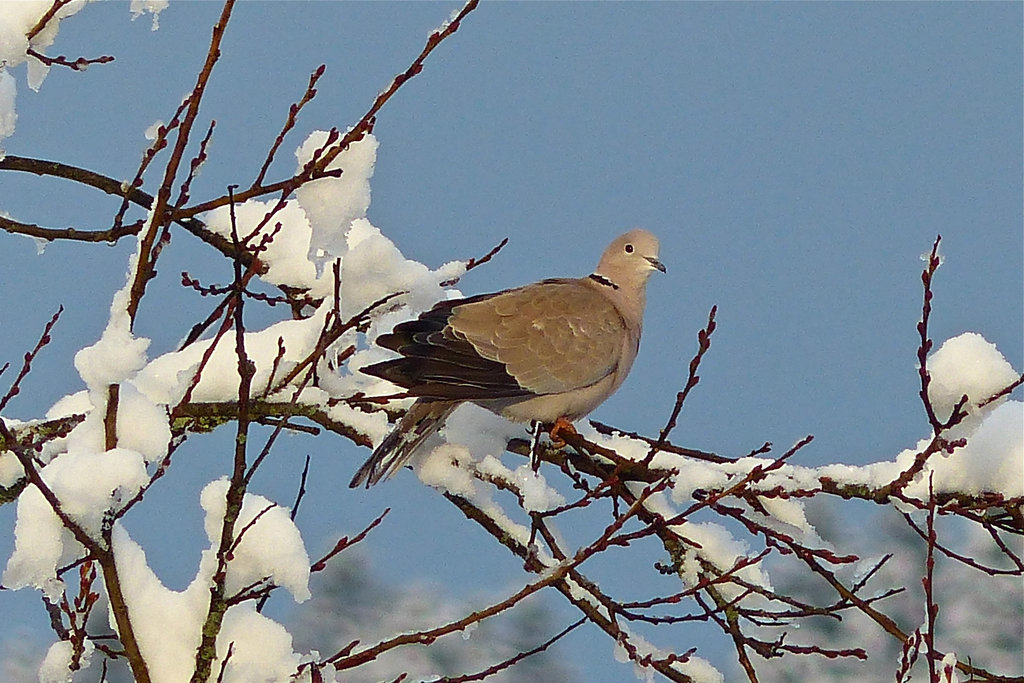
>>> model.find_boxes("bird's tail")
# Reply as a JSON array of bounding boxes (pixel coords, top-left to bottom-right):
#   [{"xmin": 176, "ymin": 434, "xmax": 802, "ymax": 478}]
[{"xmin": 349, "ymin": 400, "xmax": 458, "ymax": 488}]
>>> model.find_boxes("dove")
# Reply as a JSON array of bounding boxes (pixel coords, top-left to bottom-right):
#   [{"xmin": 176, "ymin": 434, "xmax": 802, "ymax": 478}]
[{"xmin": 349, "ymin": 229, "xmax": 664, "ymax": 487}]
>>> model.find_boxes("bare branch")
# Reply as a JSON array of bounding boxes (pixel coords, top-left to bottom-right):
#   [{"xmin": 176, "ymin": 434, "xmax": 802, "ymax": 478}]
[
  {"xmin": 253, "ymin": 64, "xmax": 327, "ymax": 189},
  {"xmin": 0, "ymin": 306, "xmax": 62, "ymax": 414},
  {"xmin": 25, "ymin": 48, "xmax": 113, "ymax": 72},
  {"xmin": 646, "ymin": 305, "xmax": 717, "ymax": 463},
  {"xmin": 127, "ymin": 0, "xmax": 237, "ymax": 327}
]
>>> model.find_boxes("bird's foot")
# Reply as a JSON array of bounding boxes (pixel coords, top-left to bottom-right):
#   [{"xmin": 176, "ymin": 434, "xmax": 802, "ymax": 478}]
[{"xmin": 548, "ymin": 416, "xmax": 577, "ymax": 448}]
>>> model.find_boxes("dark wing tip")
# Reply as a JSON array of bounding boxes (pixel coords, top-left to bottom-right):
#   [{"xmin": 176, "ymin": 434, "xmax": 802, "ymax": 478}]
[
  {"xmin": 362, "ymin": 291, "xmax": 538, "ymax": 401},
  {"xmin": 360, "ymin": 357, "xmax": 405, "ymax": 384}
]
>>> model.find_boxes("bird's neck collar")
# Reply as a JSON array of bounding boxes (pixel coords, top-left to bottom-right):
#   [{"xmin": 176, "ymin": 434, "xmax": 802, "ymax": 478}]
[{"xmin": 588, "ymin": 273, "xmax": 619, "ymax": 290}]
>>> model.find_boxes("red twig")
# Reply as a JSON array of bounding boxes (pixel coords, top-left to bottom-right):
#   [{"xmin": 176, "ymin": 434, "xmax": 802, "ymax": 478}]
[
  {"xmin": 0, "ymin": 306, "xmax": 62, "ymax": 413},
  {"xmin": 126, "ymin": 0, "xmax": 236, "ymax": 327},
  {"xmin": 645, "ymin": 306, "xmax": 717, "ymax": 463},
  {"xmin": 435, "ymin": 618, "xmax": 587, "ymax": 683},
  {"xmin": 26, "ymin": 0, "xmax": 75, "ymax": 40},
  {"xmin": 253, "ymin": 64, "xmax": 327, "ymax": 189},
  {"xmin": 917, "ymin": 235, "xmax": 953, "ymax": 435},
  {"xmin": 311, "ymin": 508, "xmax": 390, "ymax": 573},
  {"xmin": 26, "ymin": 49, "xmax": 114, "ymax": 71},
  {"xmin": 440, "ymin": 237, "xmax": 511, "ymax": 286},
  {"xmin": 176, "ymin": 0, "xmax": 481, "ymax": 220},
  {"xmin": 896, "ymin": 629, "xmax": 923, "ymax": 683},
  {"xmin": 226, "ymin": 504, "xmax": 277, "ymax": 558},
  {"xmin": 191, "ymin": 179, "xmax": 256, "ymax": 683},
  {"xmin": 923, "ymin": 474, "xmax": 939, "ymax": 682},
  {"xmin": 979, "ymin": 374, "xmax": 1024, "ymax": 409}
]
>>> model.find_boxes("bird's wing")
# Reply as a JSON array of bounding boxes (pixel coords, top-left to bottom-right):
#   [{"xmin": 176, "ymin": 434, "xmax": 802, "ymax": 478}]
[
  {"xmin": 450, "ymin": 279, "xmax": 627, "ymax": 395},
  {"xmin": 362, "ymin": 279, "xmax": 627, "ymax": 400}
]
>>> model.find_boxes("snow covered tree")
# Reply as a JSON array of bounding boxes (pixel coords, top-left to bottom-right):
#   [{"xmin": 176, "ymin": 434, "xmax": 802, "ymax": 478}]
[{"xmin": 0, "ymin": 3, "xmax": 1020, "ymax": 682}]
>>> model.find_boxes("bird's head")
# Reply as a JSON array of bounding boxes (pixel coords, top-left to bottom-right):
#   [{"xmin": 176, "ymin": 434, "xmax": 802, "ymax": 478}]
[{"xmin": 593, "ymin": 229, "xmax": 665, "ymax": 292}]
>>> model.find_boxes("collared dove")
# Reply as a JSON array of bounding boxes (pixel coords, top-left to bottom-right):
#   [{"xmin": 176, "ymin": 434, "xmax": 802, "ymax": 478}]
[{"xmin": 349, "ymin": 229, "xmax": 664, "ymax": 488}]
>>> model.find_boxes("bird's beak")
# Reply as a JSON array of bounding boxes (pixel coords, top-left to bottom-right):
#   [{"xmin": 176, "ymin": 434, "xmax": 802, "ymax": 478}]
[{"xmin": 646, "ymin": 256, "xmax": 666, "ymax": 273}]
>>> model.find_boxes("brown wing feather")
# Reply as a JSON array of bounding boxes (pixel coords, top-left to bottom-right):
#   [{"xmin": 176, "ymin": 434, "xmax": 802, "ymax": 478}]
[
  {"xmin": 362, "ymin": 293, "xmax": 532, "ymax": 400},
  {"xmin": 449, "ymin": 279, "xmax": 625, "ymax": 395},
  {"xmin": 362, "ymin": 279, "xmax": 626, "ymax": 400}
]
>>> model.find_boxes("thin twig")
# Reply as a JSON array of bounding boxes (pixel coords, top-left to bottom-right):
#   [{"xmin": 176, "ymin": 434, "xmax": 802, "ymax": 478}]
[
  {"xmin": 0, "ymin": 156, "xmax": 253, "ymax": 267},
  {"xmin": 311, "ymin": 508, "xmax": 390, "ymax": 573},
  {"xmin": 923, "ymin": 474, "xmax": 938, "ymax": 683},
  {"xmin": 645, "ymin": 305, "xmax": 717, "ymax": 463},
  {"xmin": 0, "ymin": 306, "xmax": 62, "ymax": 413},
  {"xmin": 127, "ymin": 0, "xmax": 237, "ymax": 327},
  {"xmin": 176, "ymin": 0, "xmax": 481, "ymax": 221},
  {"xmin": 26, "ymin": 0, "xmax": 74, "ymax": 39},
  {"xmin": 25, "ymin": 48, "xmax": 113, "ymax": 71},
  {"xmin": 433, "ymin": 618, "xmax": 587, "ymax": 683},
  {"xmin": 440, "ymin": 237, "xmax": 510, "ymax": 286},
  {"xmin": 917, "ymin": 235, "xmax": 947, "ymax": 434},
  {"xmin": 253, "ymin": 65, "xmax": 327, "ymax": 189}
]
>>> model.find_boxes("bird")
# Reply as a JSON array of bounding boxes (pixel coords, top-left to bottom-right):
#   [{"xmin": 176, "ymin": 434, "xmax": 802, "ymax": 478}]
[{"xmin": 349, "ymin": 229, "xmax": 665, "ymax": 488}]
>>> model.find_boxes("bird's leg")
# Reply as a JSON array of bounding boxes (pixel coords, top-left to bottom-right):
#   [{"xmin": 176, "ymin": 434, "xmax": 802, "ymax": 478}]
[
  {"xmin": 548, "ymin": 416, "xmax": 577, "ymax": 448},
  {"xmin": 529, "ymin": 420, "xmax": 544, "ymax": 472}
]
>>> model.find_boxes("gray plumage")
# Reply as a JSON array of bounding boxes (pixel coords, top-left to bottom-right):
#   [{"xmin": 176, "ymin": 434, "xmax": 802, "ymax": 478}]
[{"xmin": 350, "ymin": 229, "xmax": 664, "ymax": 487}]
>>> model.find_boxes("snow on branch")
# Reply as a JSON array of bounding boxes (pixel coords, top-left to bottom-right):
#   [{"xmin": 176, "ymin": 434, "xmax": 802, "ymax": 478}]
[{"xmin": 0, "ymin": 2, "xmax": 1020, "ymax": 682}]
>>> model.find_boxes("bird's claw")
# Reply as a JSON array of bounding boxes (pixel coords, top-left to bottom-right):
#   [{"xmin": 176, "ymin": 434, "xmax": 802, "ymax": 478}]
[{"xmin": 548, "ymin": 416, "xmax": 577, "ymax": 447}]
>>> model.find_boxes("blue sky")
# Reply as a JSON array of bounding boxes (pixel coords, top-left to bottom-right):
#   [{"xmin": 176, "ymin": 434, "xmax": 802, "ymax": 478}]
[{"xmin": 1, "ymin": 2, "xmax": 1021, "ymax": 681}]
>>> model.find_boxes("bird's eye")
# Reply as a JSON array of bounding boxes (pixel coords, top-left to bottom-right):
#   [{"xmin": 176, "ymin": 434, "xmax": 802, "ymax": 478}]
[{"xmin": 624, "ymin": 244, "xmax": 634, "ymax": 254}]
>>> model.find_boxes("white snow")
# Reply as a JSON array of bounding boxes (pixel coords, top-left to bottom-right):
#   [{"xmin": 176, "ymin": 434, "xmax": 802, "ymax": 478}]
[
  {"xmin": 665, "ymin": 458, "xmax": 732, "ymax": 502},
  {"xmin": 129, "ymin": 0, "xmax": 168, "ymax": 31},
  {"xmin": 2, "ymin": 9, "xmax": 1018, "ymax": 677},
  {"xmin": 200, "ymin": 478, "xmax": 311, "ymax": 602},
  {"xmin": 73, "ymin": 250, "xmax": 151, "ymax": 391},
  {"xmin": 635, "ymin": 486, "xmax": 773, "ymax": 598},
  {"xmin": 624, "ymin": 334, "xmax": 1022, "ymax": 505},
  {"xmin": 73, "ymin": 321, "xmax": 150, "ymax": 389},
  {"xmin": 38, "ymin": 638, "xmax": 93, "ymax": 683},
  {"xmin": 814, "ymin": 334, "xmax": 1021, "ymax": 498},
  {"xmin": 108, "ymin": 479, "xmax": 309, "ymax": 683},
  {"xmin": 0, "ymin": 112, "xmax": 492, "ymax": 680},
  {"xmin": 755, "ymin": 495, "xmax": 815, "ymax": 536},
  {"xmin": 672, "ymin": 655, "xmax": 725, "ymax": 683},
  {"xmin": 216, "ymin": 607, "xmax": 305, "ymax": 681},
  {"xmin": 42, "ymin": 382, "xmax": 169, "ymax": 465},
  {"xmin": 144, "ymin": 119, "xmax": 164, "ymax": 140},
  {"xmin": 203, "ymin": 198, "xmax": 319, "ymax": 292},
  {"xmin": 46, "ymin": 390, "xmax": 92, "ymax": 421},
  {"xmin": 110, "ymin": 382, "xmax": 171, "ymax": 463},
  {"xmin": 510, "ymin": 462, "xmax": 566, "ymax": 512},
  {"xmin": 580, "ymin": 423, "xmax": 649, "ymax": 464},
  {"xmin": 340, "ymin": 218, "xmax": 464, "ymax": 319},
  {"xmin": 443, "ymin": 404, "xmax": 524, "ymax": 461},
  {"xmin": 324, "ymin": 401, "xmax": 390, "ymax": 445},
  {"xmin": 916, "ymin": 400, "xmax": 1023, "ymax": 497},
  {"xmin": 0, "ymin": 417, "xmax": 27, "ymax": 487},
  {"xmin": 927, "ymin": 332, "xmax": 1019, "ymax": 436},
  {"xmin": 418, "ymin": 443, "xmax": 479, "ymax": 497},
  {"xmin": 0, "ymin": 450, "xmax": 21, "ymax": 488},
  {"xmin": 0, "ymin": 0, "xmax": 90, "ymax": 149},
  {"xmin": 0, "ymin": 0, "xmax": 89, "ymax": 88},
  {"xmin": 0, "ymin": 69, "xmax": 15, "ymax": 156},
  {"xmin": 135, "ymin": 306, "xmax": 329, "ymax": 404},
  {"xmin": 294, "ymin": 131, "xmax": 378, "ymax": 272},
  {"xmin": 109, "ymin": 528, "xmax": 208, "ymax": 681},
  {"xmin": 414, "ymin": 404, "xmax": 568, "ymax": 513},
  {"xmin": 3, "ymin": 446, "xmax": 149, "ymax": 601},
  {"xmin": 0, "ymin": 0, "xmax": 165, "ymax": 150},
  {"xmin": 612, "ymin": 626, "xmax": 724, "ymax": 683},
  {"xmin": 939, "ymin": 651, "xmax": 961, "ymax": 683}
]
